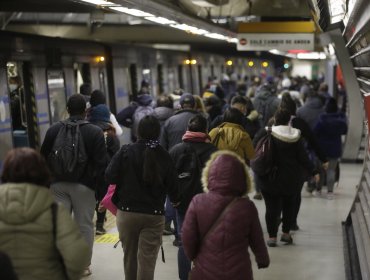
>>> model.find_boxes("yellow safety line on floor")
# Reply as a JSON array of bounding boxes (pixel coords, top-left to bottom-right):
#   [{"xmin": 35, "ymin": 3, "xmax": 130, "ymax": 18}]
[{"xmin": 95, "ymin": 233, "xmax": 119, "ymax": 244}]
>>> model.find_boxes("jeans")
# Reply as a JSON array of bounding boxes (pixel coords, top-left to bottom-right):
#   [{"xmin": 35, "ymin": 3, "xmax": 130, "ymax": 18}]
[
  {"xmin": 326, "ymin": 158, "xmax": 339, "ymax": 192},
  {"xmin": 165, "ymin": 196, "xmax": 178, "ymax": 238},
  {"xmin": 176, "ymin": 211, "xmax": 191, "ymax": 280}
]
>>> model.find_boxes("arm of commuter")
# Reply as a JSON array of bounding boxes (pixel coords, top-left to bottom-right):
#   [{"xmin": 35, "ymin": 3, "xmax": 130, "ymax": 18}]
[
  {"xmin": 56, "ymin": 205, "xmax": 90, "ymax": 280},
  {"xmin": 116, "ymin": 105, "xmax": 136, "ymax": 127},
  {"xmin": 160, "ymin": 121, "xmax": 169, "ymax": 150},
  {"xmin": 110, "ymin": 113, "xmax": 123, "ymax": 136},
  {"xmin": 248, "ymin": 202, "xmax": 270, "ymax": 269},
  {"xmin": 91, "ymin": 129, "xmax": 109, "ymax": 200},
  {"xmin": 294, "ymin": 118, "xmax": 327, "ymax": 163},
  {"xmin": 181, "ymin": 199, "xmax": 201, "ymax": 261},
  {"xmin": 252, "ymin": 127, "xmax": 267, "ymax": 147},
  {"xmin": 241, "ymin": 132, "xmax": 255, "ymax": 163},
  {"xmin": 297, "ymin": 139, "xmax": 317, "ymax": 176},
  {"xmin": 165, "ymin": 155, "xmax": 180, "ymax": 205},
  {"xmin": 40, "ymin": 123, "xmax": 61, "ymax": 159},
  {"xmin": 105, "ymin": 146, "xmax": 127, "ymax": 185}
]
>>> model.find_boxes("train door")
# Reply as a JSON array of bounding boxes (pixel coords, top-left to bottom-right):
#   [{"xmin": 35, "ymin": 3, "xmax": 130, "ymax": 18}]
[
  {"xmin": 167, "ymin": 67, "xmax": 176, "ymax": 94},
  {"xmin": 129, "ymin": 64, "xmax": 138, "ymax": 100},
  {"xmin": 46, "ymin": 69, "xmax": 68, "ymax": 123},
  {"xmin": 74, "ymin": 62, "xmax": 91, "ymax": 95},
  {"xmin": 6, "ymin": 61, "xmax": 39, "ymax": 148},
  {"xmin": 178, "ymin": 65, "xmax": 184, "ymax": 90}
]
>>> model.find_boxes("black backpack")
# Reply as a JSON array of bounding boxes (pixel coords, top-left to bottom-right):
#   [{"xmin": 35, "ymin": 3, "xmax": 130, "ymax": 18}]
[
  {"xmin": 250, "ymin": 127, "xmax": 277, "ymax": 180},
  {"xmin": 175, "ymin": 143, "xmax": 202, "ymax": 214},
  {"xmin": 47, "ymin": 120, "xmax": 89, "ymax": 182}
]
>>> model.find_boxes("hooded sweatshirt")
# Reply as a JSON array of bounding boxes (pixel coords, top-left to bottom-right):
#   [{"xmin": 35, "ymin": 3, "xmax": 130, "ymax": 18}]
[
  {"xmin": 0, "ymin": 183, "xmax": 89, "ymax": 280},
  {"xmin": 261, "ymin": 125, "xmax": 314, "ymax": 195}
]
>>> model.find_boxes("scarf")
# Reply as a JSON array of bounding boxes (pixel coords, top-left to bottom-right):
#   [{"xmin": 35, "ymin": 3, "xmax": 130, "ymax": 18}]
[{"xmin": 182, "ymin": 131, "xmax": 211, "ymax": 143}]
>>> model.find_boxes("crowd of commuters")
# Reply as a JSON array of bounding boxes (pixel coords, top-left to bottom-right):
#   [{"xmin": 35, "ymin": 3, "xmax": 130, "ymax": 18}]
[{"xmin": 0, "ymin": 74, "xmax": 347, "ymax": 280}]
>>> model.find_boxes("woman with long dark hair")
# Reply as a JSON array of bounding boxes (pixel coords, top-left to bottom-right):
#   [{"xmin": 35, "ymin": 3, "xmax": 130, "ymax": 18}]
[
  {"xmin": 105, "ymin": 115, "xmax": 179, "ymax": 280},
  {"xmin": 0, "ymin": 148, "xmax": 89, "ymax": 280}
]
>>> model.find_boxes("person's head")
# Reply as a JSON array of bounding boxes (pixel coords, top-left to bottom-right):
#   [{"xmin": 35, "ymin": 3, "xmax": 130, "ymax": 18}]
[
  {"xmin": 187, "ymin": 114, "xmax": 208, "ymax": 133},
  {"xmin": 280, "ymin": 91, "xmax": 297, "ymax": 116},
  {"xmin": 156, "ymin": 95, "xmax": 173, "ymax": 109},
  {"xmin": 88, "ymin": 104, "xmax": 111, "ymax": 123},
  {"xmin": 79, "ymin": 83, "xmax": 91, "ymax": 96},
  {"xmin": 138, "ymin": 115, "xmax": 161, "ymax": 141},
  {"xmin": 1, "ymin": 148, "xmax": 51, "ymax": 187},
  {"xmin": 274, "ymin": 108, "xmax": 291, "ymax": 126},
  {"xmin": 8, "ymin": 76, "xmax": 21, "ymax": 92},
  {"xmin": 223, "ymin": 107, "xmax": 244, "ymax": 126},
  {"xmin": 325, "ymin": 98, "xmax": 338, "ymax": 113},
  {"xmin": 194, "ymin": 95, "xmax": 206, "ymax": 113},
  {"xmin": 282, "ymin": 78, "xmax": 292, "ymax": 89},
  {"xmin": 67, "ymin": 94, "xmax": 86, "ymax": 116},
  {"xmin": 90, "ymin": 90, "xmax": 106, "ymax": 107},
  {"xmin": 231, "ymin": 96, "xmax": 247, "ymax": 115},
  {"xmin": 202, "ymin": 150, "xmax": 252, "ymax": 196},
  {"xmin": 179, "ymin": 93, "xmax": 196, "ymax": 109}
]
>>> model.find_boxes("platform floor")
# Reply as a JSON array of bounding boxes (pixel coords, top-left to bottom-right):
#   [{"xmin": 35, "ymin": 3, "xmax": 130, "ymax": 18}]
[{"xmin": 87, "ymin": 162, "xmax": 362, "ymax": 280}]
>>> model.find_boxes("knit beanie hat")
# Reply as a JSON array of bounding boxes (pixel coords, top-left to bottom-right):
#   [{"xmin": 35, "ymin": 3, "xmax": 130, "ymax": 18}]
[{"xmin": 88, "ymin": 104, "xmax": 111, "ymax": 123}]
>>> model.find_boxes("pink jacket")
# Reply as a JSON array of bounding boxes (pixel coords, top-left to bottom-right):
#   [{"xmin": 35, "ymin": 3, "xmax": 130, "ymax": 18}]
[{"xmin": 182, "ymin": 151, "xmax": 269, "ymax": 280}]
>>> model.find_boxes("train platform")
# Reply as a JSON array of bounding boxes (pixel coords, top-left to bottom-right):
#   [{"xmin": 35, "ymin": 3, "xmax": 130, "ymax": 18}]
[{"xmin": 87, "ymin": 162, "xmax": 362, "ymax": 280}]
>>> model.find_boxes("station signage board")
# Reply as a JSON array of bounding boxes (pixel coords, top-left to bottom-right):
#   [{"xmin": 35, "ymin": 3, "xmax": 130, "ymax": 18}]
[
  {"xmin": 237, "ymin": 21, "xmax": 315, "ymax": 51},
  {"xmin": 237, "ymin": 33, "xmax": 315, "ymax": 51}
]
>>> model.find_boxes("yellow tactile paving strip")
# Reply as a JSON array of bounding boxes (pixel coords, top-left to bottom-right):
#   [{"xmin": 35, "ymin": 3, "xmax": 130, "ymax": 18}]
[{"xmin": 94, "ymin": 211, "xmax": 118, "ymax": 244}]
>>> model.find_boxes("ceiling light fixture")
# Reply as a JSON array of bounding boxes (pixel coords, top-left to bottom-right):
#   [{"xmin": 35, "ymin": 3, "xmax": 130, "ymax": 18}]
[
  {"xmin": 110, "ymin": 7, "xmax": 154, "ymax": 17},
  {"xmin": 80, "ymin": 0, "xmax": 116, "ymax": 6},
  {"xmin": 145, "ymin": 17, "xmax": 176, "ymax": 25}
]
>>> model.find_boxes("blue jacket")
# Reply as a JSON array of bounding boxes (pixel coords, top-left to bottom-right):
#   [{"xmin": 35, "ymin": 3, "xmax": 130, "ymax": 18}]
[{"xmin": 314, "ymin": 112, "xmax": 347, "ymax": 158}]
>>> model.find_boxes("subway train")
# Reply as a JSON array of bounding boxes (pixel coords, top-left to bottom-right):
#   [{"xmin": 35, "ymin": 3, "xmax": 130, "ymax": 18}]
[{"xmin": 0, "ymin": 30, "xmax": 275, "ymax": 166}]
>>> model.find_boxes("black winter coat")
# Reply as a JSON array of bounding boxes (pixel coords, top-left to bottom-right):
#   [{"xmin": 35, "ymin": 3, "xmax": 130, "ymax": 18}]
[{"xmin": 105, "ymin": 141, "xmax": 179, "ymax": 216}]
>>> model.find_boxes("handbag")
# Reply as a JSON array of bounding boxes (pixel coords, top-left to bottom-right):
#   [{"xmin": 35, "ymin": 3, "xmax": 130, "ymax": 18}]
[
  {"xmin": 188, "ymin": 197, "xmax": 238, "ymax": 280},
  {"xmin": 101, "ymin": 184, "xmax": 117, "ymax": 215}
]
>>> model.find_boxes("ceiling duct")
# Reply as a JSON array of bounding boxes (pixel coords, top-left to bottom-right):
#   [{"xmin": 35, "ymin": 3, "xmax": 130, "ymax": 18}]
[{"xmin": 191, "ymin": 0, "xmax": 229, "ymax": 8}]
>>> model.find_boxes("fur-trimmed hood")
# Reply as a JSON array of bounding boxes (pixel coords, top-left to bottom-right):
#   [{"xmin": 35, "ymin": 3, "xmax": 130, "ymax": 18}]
[
  {"xmin": 201, "ymin": 150, "xmax": 252, "ymax": 196},
  {"xmin": 271, "ymin": 125, "xmax": 300, "ymax": 143}
]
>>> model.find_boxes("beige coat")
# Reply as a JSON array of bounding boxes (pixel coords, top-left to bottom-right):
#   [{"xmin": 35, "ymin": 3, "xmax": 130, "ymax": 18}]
[{"xmin": 0, "ymin": 183, "xmax": 89, "ymax": 280}]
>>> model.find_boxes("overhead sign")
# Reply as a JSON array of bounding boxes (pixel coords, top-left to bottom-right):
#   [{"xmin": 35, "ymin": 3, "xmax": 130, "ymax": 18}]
[
  {"xmin": 237, "ymin": 33, "xmax": 315, "ymax": 51},
  {"xmin": 238, "ymin": 21, "xmax": 316, "ymax": 33}
]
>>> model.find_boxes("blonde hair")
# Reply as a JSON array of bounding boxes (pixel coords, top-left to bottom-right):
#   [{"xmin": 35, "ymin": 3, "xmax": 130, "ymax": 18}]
[{"xmin": 194, "ymin": 95, "xmax": 206, "ymax": 114}]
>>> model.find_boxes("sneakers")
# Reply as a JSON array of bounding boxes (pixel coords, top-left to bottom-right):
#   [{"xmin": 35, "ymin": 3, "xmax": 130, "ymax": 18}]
[
  {"xmin": 280, "ymin": 234, "xmax": 293, "ymax": 244},
  {"xmin": 96, "ymin": 226, "xmax": 107, "ymax": 235},
  {"xmin": 290, "ymin": 224, "xmax": 300, "ymax": 231},
  {"xmin": 313, "ymin": 189, "xmax": 322, "ymax": 197},
  {"xmin": 253, "ymin": 192, "xmax": 263, "ymax": 200},
  {"xmin": 327, "ymin": 192, "xmax": 334, "ymax": 200},
  {"xmin": 82, "ymin": 267, "xmax": 92, "ymax": 277},
  {"xmin": 267, "ymin": 239, "xmax": 277, "ymax": 247},
  {"xmin": 163, "ymin": 223, "xmax": 175, "ymax": 236},
  {"xmin": 173, "ymin": 238, "xmax": 180, "ymax": 247}
]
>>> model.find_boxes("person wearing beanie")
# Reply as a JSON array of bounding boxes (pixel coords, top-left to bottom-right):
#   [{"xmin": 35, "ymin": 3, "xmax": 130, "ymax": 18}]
[
  {"xmin": 88, "ymin": 104, "xmax": 120, "ymax": 234},
  {"xmin": 313, "ymin": 98, "xmax": 347, "ymax": 199},
  {"xmin": 89, "ymin": 90, "xmax": 123, "ymax": 136},
  {"xmin": 182, "ymin": 150, "xmax": 269, "ymax": 280}
]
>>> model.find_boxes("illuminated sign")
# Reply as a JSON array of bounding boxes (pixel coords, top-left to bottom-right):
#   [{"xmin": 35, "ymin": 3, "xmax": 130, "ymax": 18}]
[{"xmin": 237, "ymin": 33, "xmax": 314, "ymax": 51}]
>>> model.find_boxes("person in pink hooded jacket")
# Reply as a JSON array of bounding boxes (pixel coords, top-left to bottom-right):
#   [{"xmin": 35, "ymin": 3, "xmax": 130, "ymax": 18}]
[{"xmin": 182, "ymin": 150, "xmax": 269, "ymax": 280}]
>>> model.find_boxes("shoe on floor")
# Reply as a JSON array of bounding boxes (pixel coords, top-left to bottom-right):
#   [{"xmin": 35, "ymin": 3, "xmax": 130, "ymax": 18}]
[
  {"xmin": 280, "ymin": 234, "xmax": 293, "ymax": 244},
  {"xmin": 163, "ymin": 223, "xmax": 175, "ymax": 235},
  {"xmin": 96, "ymin": 226, "xmax": 107, "ymax": 235},
  {"xmin": 173, "ymin": 238, "xmax": 180, "ymax": 247},
  {"xmin": 82, "ymin": 267, "xmax": 92, "ymax": 277},
  {"xmin": 313, "ymin": 190, "xmax": 322, "ymax": 197},
  {"xmin": 327, "ymin": 192, "xmax": 334, "ymax": 200},
  {"xmin": 253, "ymin": 192, "xmax": 263, "ymax": 200},
  {"xmin": 267, "ymin": 239, "xmax": 277, "ymax": 247}
]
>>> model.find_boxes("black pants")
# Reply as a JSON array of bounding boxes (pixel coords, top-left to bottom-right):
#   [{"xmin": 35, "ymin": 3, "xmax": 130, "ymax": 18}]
[
  {"xmin": 95, "ymin": 201, "xmax": 106, "ymax": 226},
  {"xmin": 262, "ymin": 191, "xmax": 296, "ymax": 238},
  {"xmin": 292, "ymin": 183, "xmax": 304, "ymax": 227}
]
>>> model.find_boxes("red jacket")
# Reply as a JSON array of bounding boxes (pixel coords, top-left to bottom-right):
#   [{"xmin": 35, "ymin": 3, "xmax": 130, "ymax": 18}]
[{"xmin": 182, "ymin": 150, "xmax": 269, "ymax": 280}]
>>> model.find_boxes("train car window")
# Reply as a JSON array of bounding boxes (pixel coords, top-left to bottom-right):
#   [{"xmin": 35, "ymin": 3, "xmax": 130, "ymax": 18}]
[
  {"xmin": 46, "ymin": 70, "xmax": 67, "ymax": 123},
  {"xmin": 168, "ymin": 68, "xmax": 175, "ymax": 94},
  {"xmin": 74, "ymin": 63, "xmax": 91, "ymax": 95},
  {"xmin": 6, "ymin": 61, "xmax": 29, "ymax": 147},
  {"xmin": 142, "ymin": 68, "xmax": 152, "ymax": 95}
]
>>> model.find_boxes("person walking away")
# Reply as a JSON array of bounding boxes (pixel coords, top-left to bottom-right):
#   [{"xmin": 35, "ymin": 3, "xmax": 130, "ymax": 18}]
[
  {"xmin": 314, "ymin": 98, "xmax": 347, "ymax": 199},
  {"xmin": 105, "ymin": 116, "xmax": 180, "ymax": 280},
  {"xmin": 41, "ymin": 94, "xmax": 108, "ymax": 276},
  {"xmin": 182, "ymin": 150, "xmax": 269, "ymax": 280},
  {"xmin": 279, "ymin": 92, "xmax": 328, "ymax": 229},
  {"xmin": 256, "ymin": 108, "xmax": 319, "ymax": 247},
  {"xmin": 89, "ymin": 89, "xmax": 123, "ymax": 136},
  {"xmin": 116, "ymin": 92, "xmax": 153, "ymax": 142},
  {"xmin": 209, "ymin": 107, "xmax": 255, "ymax": 165},
  {"xmin": 0, "ymin": 148, "xmax": 90, "ymax": 280},
  {"xmin": 169, "ymin": 115, "xmax": 217, "ymax": 280},
  {"xmin": 152, "ymin": 95, "xmax": 174, "ymax": 127},
  {"xmin": 88, "ymin": 104, "xmax": 120, "ymax": 234}
]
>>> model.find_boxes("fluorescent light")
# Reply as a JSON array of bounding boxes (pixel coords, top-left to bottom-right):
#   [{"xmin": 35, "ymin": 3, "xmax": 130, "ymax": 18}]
[
  {"xmin": 228, "ymin": 38, "xmax": 238, "ymax": 43},
  {"xmin": 80, "ymin": 0, "xmax": 116, "ymax": 6},
  {"xmin": 204, "ymin": 33, "xmax": 227, "ymax": 40},
  {"xmin": 110, "ymin": 7, "xmax": 154, "ymax": 17},
  {"xmin": 297, "ymin": 52, "xmax": 327, "ymax": 60},
  {"xmin": 145, "ymin": 17, "xmax": 176, "ymax": 25}
]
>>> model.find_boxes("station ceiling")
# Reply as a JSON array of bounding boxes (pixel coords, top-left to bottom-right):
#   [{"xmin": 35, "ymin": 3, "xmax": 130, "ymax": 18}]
[{"xmin": 0, "ymin": 0, "xmax": 314, "ymax": 54}]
